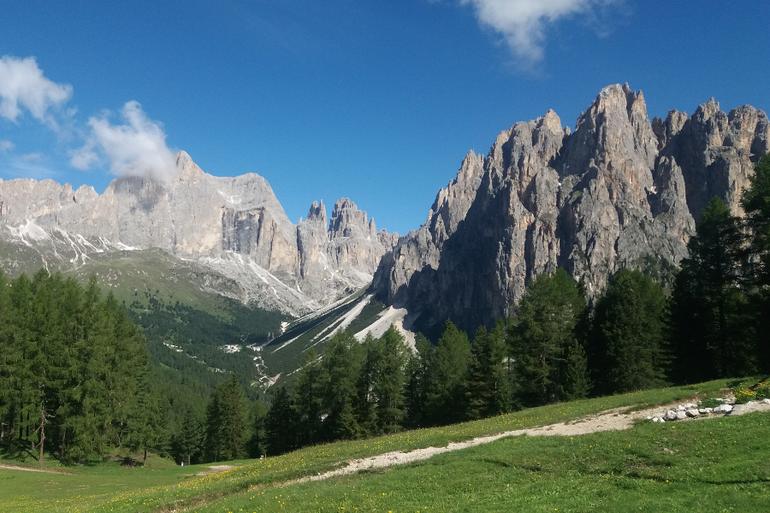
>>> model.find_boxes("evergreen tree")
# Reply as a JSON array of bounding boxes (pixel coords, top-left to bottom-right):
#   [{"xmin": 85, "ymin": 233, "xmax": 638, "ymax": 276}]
[
  {"xmin": 670, "ymin": 198, "xmax": 755, "ymax": 381},
  {"xmin": 172, "ymin": 408, "xmax": 204, "ymax": 465},
  {"xmin": 559, "ymin": 340, "xmax": 590, "ymax": 400},
  {"xmin": 355, "ymin": 335, "xmax": 381, "ymax": 434},
  {"xmin": 465, "ymin": 324, "xmax": 511, "ymax": 419},
  {"xmin": 321, "ymin": 332, "xmax": 363, "ymax": 441},
  {"xmin": 589, "ymin": 270, "xmax": 669, "ymax": 394},
  {"xmin": 742, "ymin": 155, "xmax": 770, "ymax": 371},
  {"xmin": 265, "ymin": 386, "xmax": 297, "ymax": 455},
  {"xmin": 0, "ymin": 272, "xmax": 158, "ymax": 463},
  {"xmin": 247, "ymin": 401, "xmax": 268, "ymax": 458},
  {"xmin": 423, "ymin": 322, "xmax": 471, "ymax": 425},
  {"xmin": 205, "ymin": 376, "xmax": 247, "ymax": 461},
  {"xmin": 293, "ymin": 352, "xmax": 327, "ymax": 446},
  {"xmin": 507, "ymin": 269, "xmax": 587, "ymax": 406},
  {"xmin": 404, "ymin": 334, "xmax": 431, "ymax": 428},
  {"xmin": 0, "ymin": 272, "xmax": 12, "ymax": 445},
  {"xmin": 372, "ymin": 327, "xmax": 408, "ymax": 434}
]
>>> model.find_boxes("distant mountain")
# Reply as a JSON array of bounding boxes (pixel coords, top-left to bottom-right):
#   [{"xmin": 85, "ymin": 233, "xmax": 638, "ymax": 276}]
[
  {"xmin": 373, "ymin": 84, "xmax": 769, "ymax": 335},
  {"xmin": 0, "ymin": 151, "xmax": 396, "ymax": 316},
  {"xmin": 0, "ymin": 152, "xmax": 398, "ymax": 394}
]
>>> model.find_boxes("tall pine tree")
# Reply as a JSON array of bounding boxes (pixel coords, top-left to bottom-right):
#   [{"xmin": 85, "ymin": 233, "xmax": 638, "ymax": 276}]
[
  {"xmin": 670, "ymin": 198, "xmax": 755, "ymax": 381},
  {"xmin": 589, "ymin": 270, "xmax": 669, "ymax": 394},
  {"xmin": 742, "ymin": 154, "xmax": 770, "ymax": 371},
  {"xmin": 205, "ymin": 376, "xmax": 247, "ymax": 461},
  {"xmin": 422, "ymin": 322, "xmax": 470, "ymax": 425},
  {"xmin": 465, "ymin": 324, "xmax": 511, "ymax": 419},
  {"xmin": 507, "ymin": 269, "xmax": 588, "ymax": 406}
]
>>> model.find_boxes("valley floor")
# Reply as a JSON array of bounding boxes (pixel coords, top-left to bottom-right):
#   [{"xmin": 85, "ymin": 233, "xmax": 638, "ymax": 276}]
[{"xmin": 2, "ymin": 378, "xmax": 768, "ymax": 513}]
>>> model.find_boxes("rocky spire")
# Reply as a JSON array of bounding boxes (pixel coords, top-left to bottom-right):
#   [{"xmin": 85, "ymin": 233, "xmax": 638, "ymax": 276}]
[
  {"xmin": 329, "ymin": 198, "xmax": 375, "ymax": 240},
  {"xmin": 306, "ymin": 200, "xmax": 327, "ymax": 225}
]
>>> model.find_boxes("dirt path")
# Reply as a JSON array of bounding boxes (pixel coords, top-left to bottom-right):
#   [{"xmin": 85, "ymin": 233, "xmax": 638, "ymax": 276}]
[
  {"xmin": 281, "ymin": 401, "xmax": 708, "ymax": 486},
  {"xmin": 0, "ymin": 463, "xmax": 71, "ymax": 475},
  {"xmin": 195, "ymin": 464, "xmax": 238, "ymax": 476}
]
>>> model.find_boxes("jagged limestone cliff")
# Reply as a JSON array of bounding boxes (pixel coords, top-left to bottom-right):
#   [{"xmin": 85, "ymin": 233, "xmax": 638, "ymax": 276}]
[
  {"xmin": 0, "ymin": 152, "xmax": 396, "ymax": 315},
  {"xmin": 373, "ymin": 84, "xmax": 769, "ymax": 334}
]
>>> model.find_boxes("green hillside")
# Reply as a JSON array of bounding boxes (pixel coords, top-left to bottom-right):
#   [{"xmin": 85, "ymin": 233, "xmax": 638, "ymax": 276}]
[{"xmin": 5, "ymin": 378, "xmax": 767, "ymax": 513}]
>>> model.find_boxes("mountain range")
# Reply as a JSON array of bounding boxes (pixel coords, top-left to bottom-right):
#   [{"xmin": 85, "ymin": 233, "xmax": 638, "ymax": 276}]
[
  {"xmin": 0, "ymin": 151, "xmax": 397, "ymax": 316},
  {"xmin": 1, "ymin": 83, "xmax": 767, "ymax": 387}
]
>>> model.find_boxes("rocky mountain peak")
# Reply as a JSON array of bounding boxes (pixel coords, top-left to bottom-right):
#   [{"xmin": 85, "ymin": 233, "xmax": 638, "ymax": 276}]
[
  {"xmin": 539, "ymin": 109, "xmax": 563, "ymax": 135},
  {"xmin": 0, "ymin": 153, "xmax": 395, "ymax": 316},
  {"xmin": 306, "ymin": 200, "xmax": 327, "ymax": 225},
  {"xmin": 330, "ymin": 198, "xmax": 375, "ymax": 240},
  {"xmin": 374, "ymin": 84, "xmax": 769, "ymax": 336}
]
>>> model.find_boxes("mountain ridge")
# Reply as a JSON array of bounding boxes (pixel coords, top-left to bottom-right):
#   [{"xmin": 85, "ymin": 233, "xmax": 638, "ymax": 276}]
[
  {"xmin": 0, "ymin": 151, "xmax": 397, "ymax": 316},
  {"xmin": 373, "ymin": 83, "xmax": 769, "ymax": 335}
]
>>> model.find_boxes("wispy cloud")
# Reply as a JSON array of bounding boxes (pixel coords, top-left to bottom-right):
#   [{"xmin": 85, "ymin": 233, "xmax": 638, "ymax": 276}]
[
  {"xmin": 0, "ymin": 152, "xmax": 59, "ymax": 180},
  {"xmin": 0, "ymin": 139, "xmax": 13, "ymax": 153},
  {"xmin": 0, "ymin": 56, "xmax": 72, "ymax": 128},
  {"xmin": 458, "ymin": 0, "xmax": 619, "ymax": 66},
  {"xmin": 72, "ymin": 101, "xmax": 178, "ymax": 183}
]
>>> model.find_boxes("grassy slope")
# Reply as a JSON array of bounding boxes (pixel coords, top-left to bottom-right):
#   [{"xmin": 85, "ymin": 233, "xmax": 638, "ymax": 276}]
[
  {"xmin": 77, "ymin": 250, "xmax": 288, "ymax": 389},
  {"xmin": 208, "ymin": 411, "xmax": 770, "ymax": 513},
  {"xmin": 0, "ymin": 379, "xmax": 740, "ymax": 513}
]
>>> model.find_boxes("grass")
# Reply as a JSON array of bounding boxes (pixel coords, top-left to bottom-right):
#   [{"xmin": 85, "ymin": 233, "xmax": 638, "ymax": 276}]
[
  {"xmin": 204, "ymin": 411, "xmax": 770, "ymax": 513},
  {"xmin": 0, "ymin": 455, "xmax": 208, "ymax": 513},
  {"xmin": 0, "ymin": 378, "xmax": 739, "ymax": 513}
]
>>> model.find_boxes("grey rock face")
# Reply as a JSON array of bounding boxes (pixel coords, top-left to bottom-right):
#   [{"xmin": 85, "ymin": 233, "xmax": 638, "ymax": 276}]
[
  {"xmin": 374, "ymin": 84, "xmax": 767, "ymax": 335},
  {"xmin": 0, "ymin": 152, "xmax": 396, "ymax": 316}
]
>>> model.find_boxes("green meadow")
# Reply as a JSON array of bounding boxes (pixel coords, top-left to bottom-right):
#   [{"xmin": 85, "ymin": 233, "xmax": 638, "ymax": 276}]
[{"xmin": 5, "ymin": 378, "xmax": 765, "ymax": 513}]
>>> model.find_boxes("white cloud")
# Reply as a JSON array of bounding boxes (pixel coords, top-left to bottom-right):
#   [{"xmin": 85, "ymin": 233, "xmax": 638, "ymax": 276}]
[
  {"xmin": 73, "ymin": 101, "xmax": 178, "ymax": 183},
  {"xmin": 0, "ymin": 56, "xmax": 72, "ymax": 125},
  {"xmin": 0, "ymin": 139, "xmax": 13, "ymax": 152},
  {"xmin": 459, "ymin": 0, "xmax": 617, "ymax": 65}
]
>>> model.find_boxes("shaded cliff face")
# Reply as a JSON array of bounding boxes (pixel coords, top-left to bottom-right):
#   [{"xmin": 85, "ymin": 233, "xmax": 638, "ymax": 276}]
[
  {"xmin": 373, "ymin": 84, "xmax": 768, "ymax": 335},
  {"xmin": 0, "ymin": 152, "xmax": 396, "ymax": 316}
]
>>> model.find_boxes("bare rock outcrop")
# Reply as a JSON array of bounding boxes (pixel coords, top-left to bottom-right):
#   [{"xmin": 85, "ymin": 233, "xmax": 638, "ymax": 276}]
[{"xmin": 373, "ymin": 84, "xmax": 767, "ymax": 335}]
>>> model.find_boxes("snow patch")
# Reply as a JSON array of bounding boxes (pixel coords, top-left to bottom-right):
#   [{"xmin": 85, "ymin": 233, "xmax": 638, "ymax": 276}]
[
  {"xmin": 9, "ymin": 219, "xmax": 50, "ymax": 244},
  {"xmin": 354, "ymin": 306, "xmax": 416, "ymax": 350},
  {"xmin": 311, "ymin": 294, "xmax": 373, "ymax": 347}
]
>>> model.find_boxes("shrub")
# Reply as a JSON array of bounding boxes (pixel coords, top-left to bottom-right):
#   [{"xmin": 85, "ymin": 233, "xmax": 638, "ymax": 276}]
[
  {"xmin": 697, "ymin": 397, "xmax": 724, "ymax": 409},
  {"xmin": 754, "ymin": 381, "xmax": 770, "ymax": 400},
  {"xmin": 733, "ymin": 387, "xmax": 757, "ymax": 404}
]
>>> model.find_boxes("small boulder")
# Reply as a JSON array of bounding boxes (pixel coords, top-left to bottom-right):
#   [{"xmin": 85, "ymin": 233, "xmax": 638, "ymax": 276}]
[
  {"xmin": 685, "ymin": 408, "xmax": 699, "ymax": 418},
  {"xmin": 664, "ymin": 410, "xmax": 678, "ymax": 421},
  {"xmin": 714, "ymin": 403, "xmax": 733, "ymax": 414},
  {"xmin": 675, "ymin": 410, "xmax": 688, "ymax": 421}
]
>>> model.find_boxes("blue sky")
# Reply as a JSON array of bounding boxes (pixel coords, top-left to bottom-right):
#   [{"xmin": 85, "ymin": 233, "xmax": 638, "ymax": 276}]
[{"xmin": 0, "ymin": 0, "xmax": 768, "ymax": 234}]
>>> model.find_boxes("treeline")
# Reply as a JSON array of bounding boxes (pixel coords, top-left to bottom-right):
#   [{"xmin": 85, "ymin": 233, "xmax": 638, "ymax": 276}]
[{"xmin": 0, "ymin": 272, "xmax": 160, "ymax": 463}]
